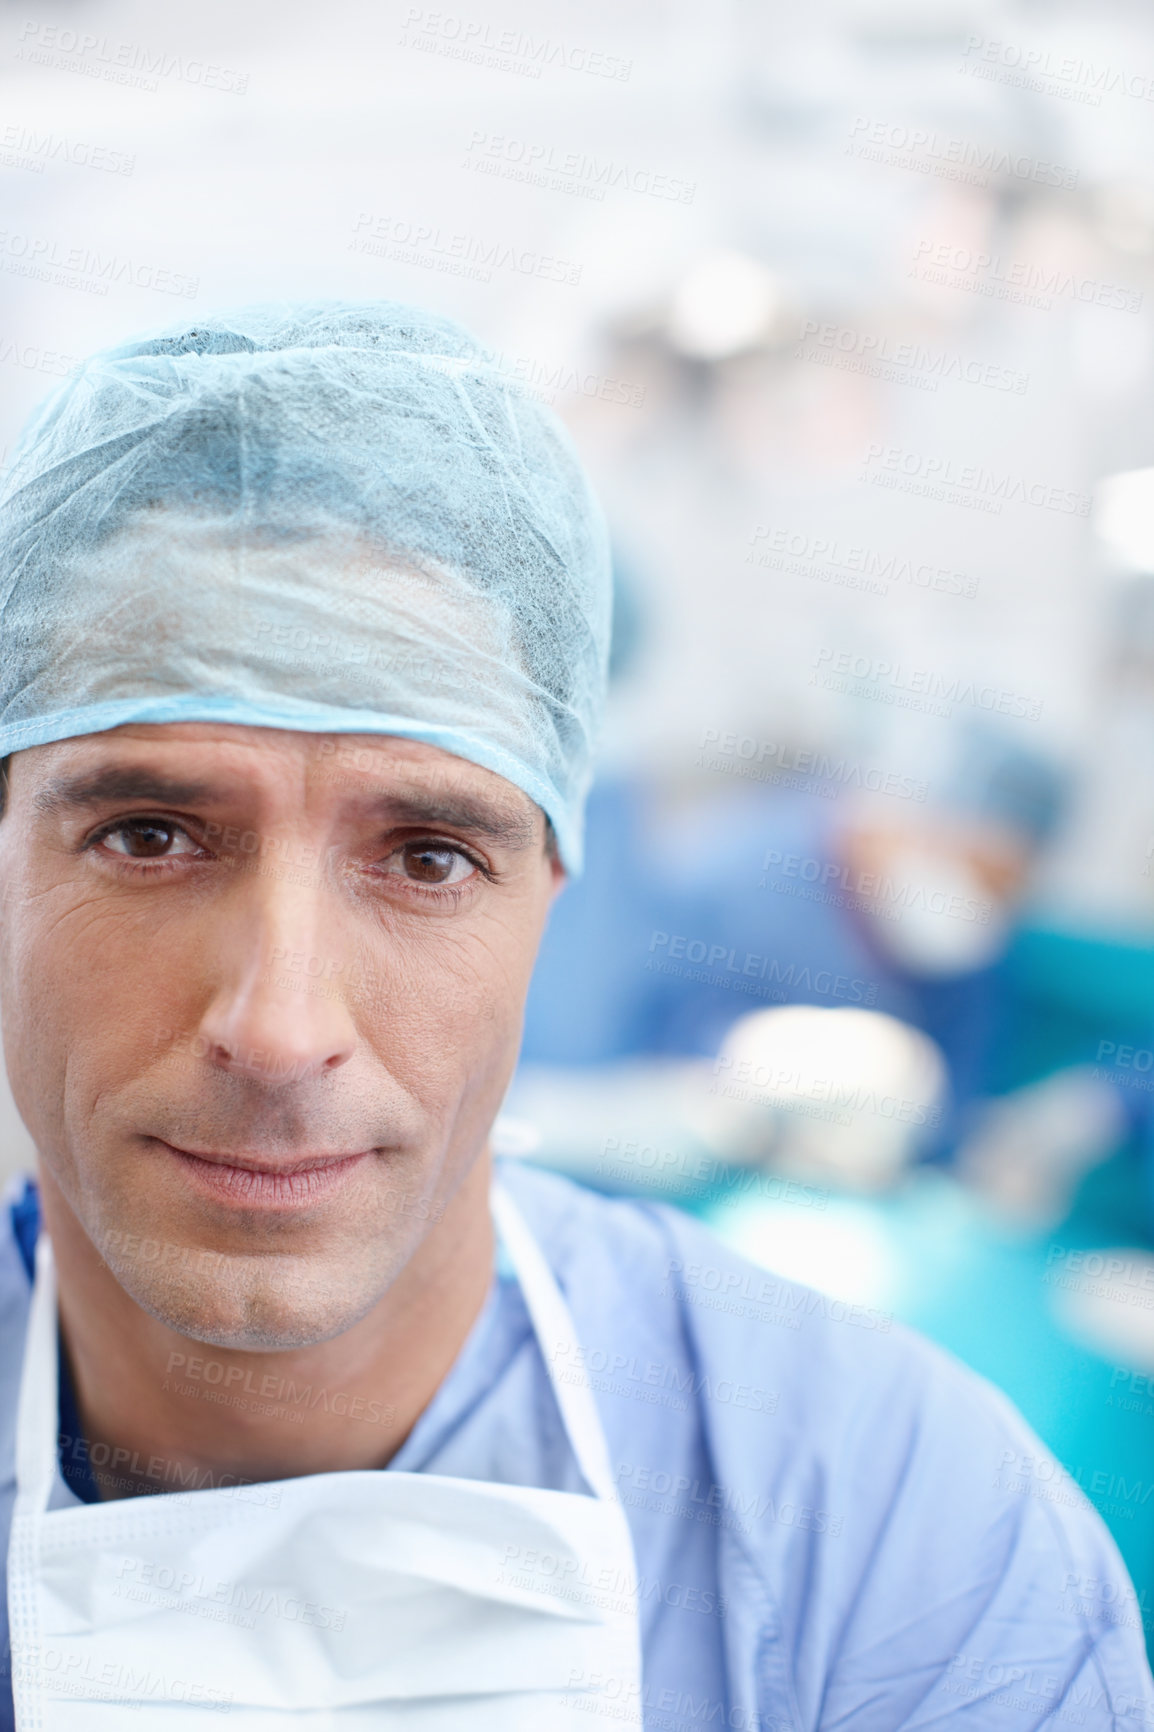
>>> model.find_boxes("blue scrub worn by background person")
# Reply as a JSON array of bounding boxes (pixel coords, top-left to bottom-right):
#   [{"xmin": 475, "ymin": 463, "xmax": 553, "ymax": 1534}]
[
  {"xmin": 520, "ymin": 779, "xmax": 676, "ymax": 1064},
  {"xmin": 1, "ymin": 1160, "xmax": 1151, "ymax": 1728},
  {"xmin": 523, "ymin": 779, "xmax": 1027, "ymax": 1156}
]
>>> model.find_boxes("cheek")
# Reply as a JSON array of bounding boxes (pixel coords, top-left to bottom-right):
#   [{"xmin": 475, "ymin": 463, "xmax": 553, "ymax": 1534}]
[
  {"xmin": 34, "ymin": 892, "xmax": 189, "ymax": 1007},
  {"xmin": 355, "ymin": 905, "xmax": 542, "ymax": 1084},
  {"xmin": 2, "ymin": 890, "xmax": 195, "ymax": 1110}
]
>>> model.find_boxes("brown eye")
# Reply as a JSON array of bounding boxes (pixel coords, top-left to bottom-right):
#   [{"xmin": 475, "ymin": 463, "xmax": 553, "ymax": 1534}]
[
  {"xmin": 101, "ymin": 821, "xmax": 198, "ymax": 860},
  {"xmin": 401, "ymin": 843, "xmax": 470, "ymax": 885},
  {"xmin": 377, "ymin": 840, "xmax": 477, "ymax": 888}
]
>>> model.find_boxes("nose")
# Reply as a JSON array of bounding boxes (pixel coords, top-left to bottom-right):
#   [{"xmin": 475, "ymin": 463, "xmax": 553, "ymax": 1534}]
[{"xmin": 194, "ymin": 875, "xmax": 358, "ymax": 1086}]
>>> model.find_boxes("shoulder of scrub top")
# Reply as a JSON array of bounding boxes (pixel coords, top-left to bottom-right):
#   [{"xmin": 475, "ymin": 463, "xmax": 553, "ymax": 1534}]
[
  {"xmin": 496, "ymin": 1153, "xmax": 977, "ymax": 1430},
  {"xmin": 495, "ymin": 1161, "xmax": 1123, "ymax": 1669}
]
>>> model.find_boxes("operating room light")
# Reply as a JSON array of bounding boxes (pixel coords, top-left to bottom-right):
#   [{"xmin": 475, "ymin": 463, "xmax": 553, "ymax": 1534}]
[
  {"xmin": 1094, "ymin": 467, "xmax": 1154, "ymax": 571},
  {"xmin": 665, "ymin": 250, "xmax": 785, "ymax": 360}
]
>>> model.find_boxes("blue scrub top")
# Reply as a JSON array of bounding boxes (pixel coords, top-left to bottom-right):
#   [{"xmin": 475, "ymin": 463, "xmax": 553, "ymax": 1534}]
[{"xmin": 1, "ymin": 1160, "xmax": 1151, "ymax": 1728}]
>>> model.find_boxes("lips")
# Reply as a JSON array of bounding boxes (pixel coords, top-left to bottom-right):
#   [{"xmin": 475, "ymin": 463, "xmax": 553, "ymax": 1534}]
[{"xmin": 155, "ymin": 1139, "xmax": 372, "ymax": 1208}]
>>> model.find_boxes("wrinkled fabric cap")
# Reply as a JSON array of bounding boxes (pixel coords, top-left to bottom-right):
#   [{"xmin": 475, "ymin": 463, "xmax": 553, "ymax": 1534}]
[{"xmin": 0, "ymin": 300, "xmax": 613, "ymax": 870}]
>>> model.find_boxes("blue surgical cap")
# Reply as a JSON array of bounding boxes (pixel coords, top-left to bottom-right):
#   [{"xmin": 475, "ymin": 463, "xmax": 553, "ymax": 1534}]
[{"xmin": 0, "ymin": 300, "xmax": 613, "ymax": 871}]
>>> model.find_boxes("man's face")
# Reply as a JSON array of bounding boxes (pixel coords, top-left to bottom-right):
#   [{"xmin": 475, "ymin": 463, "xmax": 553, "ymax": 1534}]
[{"xmin": 0, "ymin": 723, "xmax": 562, "ymax": 1350}]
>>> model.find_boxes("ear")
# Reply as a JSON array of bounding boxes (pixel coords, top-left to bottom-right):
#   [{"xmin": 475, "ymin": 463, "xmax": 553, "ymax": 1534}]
[{"xmin": 547, "ymin": 855, "xmax": 567, "ymax": 903}]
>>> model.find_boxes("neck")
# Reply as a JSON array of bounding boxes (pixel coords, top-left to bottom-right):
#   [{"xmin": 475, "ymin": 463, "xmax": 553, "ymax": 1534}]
[{"xmin": 38, "ymin": 1156, "xmax": 495, "ymax": 1498}]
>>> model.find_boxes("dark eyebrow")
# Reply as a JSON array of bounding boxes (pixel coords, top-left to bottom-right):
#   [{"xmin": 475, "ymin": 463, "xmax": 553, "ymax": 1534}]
[
  {"xmin": 33, "ymin": 769, "xmax": 223, "ymax": 816},
  {"xmin": 33, "ymin": 767, "xmax": 541, "ymax": 852},
  {"xmin": 358, "ymin": 792, "xmax": 539, "ymax": 851}
]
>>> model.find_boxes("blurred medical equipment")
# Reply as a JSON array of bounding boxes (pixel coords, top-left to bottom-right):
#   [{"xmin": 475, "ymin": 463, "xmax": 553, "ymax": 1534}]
[
  {"xmin": 691, "ymin": 1005, "xmax": 947, "ymax": 1191},
  {"xmin": 954, "ymin": 1066, "xmax": 1128, "ymax": 1230},
  {"xmin": 511, "ymin": 1004, "xmax": 946, "ymax": 1198},
  {"xmin": 0, "ymin": 303, "xmax": 612, "ymax": 871},
  {"xmin": 503, "ymin": 1056, "xmax": 717, "ymax": 1199},
  {"xmin": 1049, "ymin": 1245, "xmax": 1154, "ymax": 1377}
]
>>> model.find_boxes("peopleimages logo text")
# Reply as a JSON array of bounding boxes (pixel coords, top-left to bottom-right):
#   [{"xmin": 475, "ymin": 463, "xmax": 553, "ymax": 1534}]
[
  {"xmin": 647, "ymin": 931, "xmax": 876, "ymax": 1003},
  {"xmin": 911, "ymin": 240, "xmax": 1142, "ymax": 313},
  {"xmin": 399, "ymin": 9, "xmax": 632, "ymax": 80},
  {"xmin": 795, "ymin": 320, "xmax": 1027, "ymax": 393},
  {"xmin": 0, "ymin": 232, "xmax": 198, "ymax": 298},
  {"xmin": 748, "ymin": 525, "xmax": 978, "ymax": 599},
  {"xmin": 811, "ymin": 649, "xmax": 1043, "ymax": 720},
  {"xmin": 961, "ymin": 34, "xmax": 1154, "ymax": 104},
  {"xmin": 16, "ymin": 20, "xmax": 248, "ymax": 91},
  {"xmin": 847, "ymin": 116, "xmax": 1078, "ymax": 188},
  {"xmin": 861, "ymin": 443, "xmax": 1092, "ymax": 515}
]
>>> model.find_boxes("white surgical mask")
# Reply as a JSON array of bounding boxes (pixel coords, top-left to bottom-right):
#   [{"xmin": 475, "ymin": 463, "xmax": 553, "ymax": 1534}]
[{"xmin": 864, "ymin": 843, "xmax": 1009, "ymax": 978}]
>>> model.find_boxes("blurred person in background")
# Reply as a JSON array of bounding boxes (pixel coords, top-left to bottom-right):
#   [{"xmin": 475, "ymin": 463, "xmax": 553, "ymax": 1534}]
[{"xmin": 523, "ymin": 717, "xmax": 1065, "ymax": 1162}]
